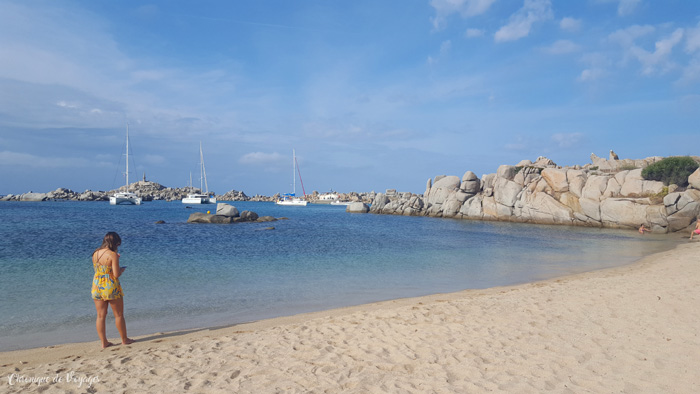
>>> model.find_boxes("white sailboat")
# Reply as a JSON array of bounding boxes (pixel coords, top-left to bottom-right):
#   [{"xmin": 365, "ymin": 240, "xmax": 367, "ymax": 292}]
[
  {"xmin": 110, "ymin": 123, "xmax": 142, "ymax": 205},
  {"xmin": 182, "ymin": 142, "xmax": 216, "ymax": 204},
  {"xmin": 276, "ymin": 149, "xmax": 308, "ymax": 206}
]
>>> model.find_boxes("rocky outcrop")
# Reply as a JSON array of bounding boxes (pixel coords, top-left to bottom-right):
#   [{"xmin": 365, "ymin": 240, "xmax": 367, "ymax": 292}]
[
  {"xmin": 216, "ymin": 203, "xmax": 239, "ymax": 217},
  {"xmin": 346, "ymin": 202, "xmax": 370, "ymax": 213},
  {"xmin": 187, "ymin": 203, "xmax": 277, "ymax": 224},
  {"xmin": 19, "ymin": 192, "xmax": 48, "ymax": 201},
  {"xmin": 689, "ymin": 168, "xmax": 700, "ymax": 190},
  {"xmin": 369, "ymin": 153, "xmax": 700, "ymax": 233}
]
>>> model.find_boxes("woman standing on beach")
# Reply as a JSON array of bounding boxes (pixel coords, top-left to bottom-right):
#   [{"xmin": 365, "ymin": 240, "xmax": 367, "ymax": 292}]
[{"xmin": 91, "ymin": 232, "xmax": 134, "ymax": 348}]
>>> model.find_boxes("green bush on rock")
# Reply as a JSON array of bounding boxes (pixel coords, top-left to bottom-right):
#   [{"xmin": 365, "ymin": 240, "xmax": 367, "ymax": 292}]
[{"xmin": 641, "ymin": 156, "xmax": 699, "ymax": 186}]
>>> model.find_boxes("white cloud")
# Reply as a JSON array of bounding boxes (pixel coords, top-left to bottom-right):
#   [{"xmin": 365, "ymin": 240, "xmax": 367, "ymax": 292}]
[
  {"xmin": 0, "ymin": 151, "xmax": 92, "ymax": 168},
  {"xmin": 494, "ymin": 0, "xmax": 553, "ymax": 43},
  {"xmin": 608, "ymin": 24, "xmax": 655, "ymax": 47},
  {"xmin": 430, "ymin": 0, "xmax": 496, "ymax": 30},
  {"xmin": 559, "ymin": 17, "xmax": 582, "ymax": 32},
  {"xmin": 607, "ymin": 25, "xmax": 686, "ymax": 75},
  {"xmin": 577, "ymin": 52, "xmax": 610, "ymax": 82},
  {"xmin": 577, "ymin": 68, "xmax": 606, "ymax": 82},
  {"xmin": 56, "ymin": 101, "xmax": 79, "ymax": 109},
  {"xmin": 628, "ymin": 28, "xmax": 684, "ymax": 75},
  {"xmin": 679, "ymin": 57, "xmax": 700, "ymax": 84},
  {"xmin": 685, "ymin": 22, "xmax": 700, "ymax": 53},
  {"xmin": 428, "ymin": 40, "xmax": 452, "ymax": 65},
  {"xmin": 465, "ymin": 28, "xmax": 485, "ymax": 38},
  {"xmin": 239, "ymin": 152, "xmax": 283, "ymax": 165},
  {"xmin": 440, "ymin": 40, "xmax": 452, "ymax": 55},
  {"xmin": 617, "ymin": 0, "xmax": 641, "ymax": 16},
  {"xmin": 551, "ymin": 132, "xmax": 583, "ymax": 148},
  {"xmin": 543, "ymin": 40, "xmax": 580, "ymax": 55}
]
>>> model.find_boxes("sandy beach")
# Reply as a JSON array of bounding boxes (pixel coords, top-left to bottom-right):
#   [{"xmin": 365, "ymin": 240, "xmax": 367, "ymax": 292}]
[{"xmin": 2, "ymin": 242, "xmax": 699, "ymax": 393}]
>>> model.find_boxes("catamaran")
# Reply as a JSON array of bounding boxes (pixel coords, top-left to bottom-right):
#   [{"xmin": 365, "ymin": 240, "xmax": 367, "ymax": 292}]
[
  {"xmin": 110, "ymin": 123, "xmax": 142, "ymax": 205},
  {"xmin": 276, "ymin": 149, "xmax": 307, "ymax": 206},
  {"xmin": 182, "ymin": 142, "xmax": 216, "ymax": 204}
]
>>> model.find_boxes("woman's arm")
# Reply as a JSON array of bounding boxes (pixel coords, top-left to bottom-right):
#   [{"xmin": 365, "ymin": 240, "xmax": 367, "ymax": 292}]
[{"xmin": 111, "ymin": 250, "xmax": 123, "ymax": 279}]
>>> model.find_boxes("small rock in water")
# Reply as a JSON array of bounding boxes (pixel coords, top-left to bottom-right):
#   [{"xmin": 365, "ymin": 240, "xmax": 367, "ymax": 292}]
[{"xmin": 155, "ymin": 220, "xmax": 166, "ymax": 224}]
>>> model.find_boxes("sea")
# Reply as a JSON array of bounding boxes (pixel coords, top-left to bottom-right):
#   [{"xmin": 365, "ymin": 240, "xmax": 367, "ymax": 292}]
[{"xmin": 0, "ymin": 200, "xmax": 683, "ymax": 352}]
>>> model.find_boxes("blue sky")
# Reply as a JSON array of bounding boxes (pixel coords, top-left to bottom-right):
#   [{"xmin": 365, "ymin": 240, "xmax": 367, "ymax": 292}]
[{"xmin": 1, "ymin": 0, "xmax": 699, "ymax": 196}]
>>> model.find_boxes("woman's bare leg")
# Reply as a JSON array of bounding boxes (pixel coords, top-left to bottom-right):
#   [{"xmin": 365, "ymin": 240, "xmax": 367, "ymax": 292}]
[
  {"xmin": 109, "ymin": 298, "xmax": 134, "ymax": 345},
  {"xmin": 93, "ymin": 299, "xmax": 113, "ymax": 348}
]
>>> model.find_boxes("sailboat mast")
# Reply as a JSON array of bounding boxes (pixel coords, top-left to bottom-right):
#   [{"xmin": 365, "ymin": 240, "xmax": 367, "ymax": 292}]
[
  {"xmin": 125, "ymin": 123, "xmax": 129, "ymax": 192},
  {"xmin": 200, "ymin": 141, "xmax": 209, "ymax": 194},
  {"xmin": 292, "ymin": 149, "xmax": 296, "ymax": 196}
]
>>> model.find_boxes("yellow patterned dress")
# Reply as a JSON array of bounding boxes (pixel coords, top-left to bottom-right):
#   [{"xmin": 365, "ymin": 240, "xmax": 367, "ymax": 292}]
[{"xmin": 91, "ymin": 254, "xmax": 123, "ymax": 301}]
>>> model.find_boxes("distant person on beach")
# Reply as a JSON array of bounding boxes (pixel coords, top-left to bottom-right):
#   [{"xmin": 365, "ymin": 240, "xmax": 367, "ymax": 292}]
[
  {"xmin": 91, "ymin": 232, "xmax": 134, "ymax": 348},
  {"xmin": 639, "ymin": 224, "xmax": 651, "ymax": 234},
  {"xmin": 691, "ymin": 220, "xmax": 700, "ymax": 240}
]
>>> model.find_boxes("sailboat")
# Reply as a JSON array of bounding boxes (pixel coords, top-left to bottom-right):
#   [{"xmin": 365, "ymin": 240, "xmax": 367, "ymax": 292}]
[
  {"xmin": 182, "ymin": 142, "xmax": 216, "ymax": 204},
  {"xmin": 276, "ymin": 149, "xmax": 308, "ymax": 206},
  {"xmin": 109, "ymin": 123, "xmax": 142, "ymax": 205}
]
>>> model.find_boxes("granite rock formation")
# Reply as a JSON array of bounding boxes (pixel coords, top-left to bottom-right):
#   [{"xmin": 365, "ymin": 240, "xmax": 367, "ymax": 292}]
[
  {"xmin": 187, "ymin": 203, "xmax": 277, "ymax": 224},
  {"xmin": 369, "ymin": 153, "xmax": 700, "ymax": 233}
]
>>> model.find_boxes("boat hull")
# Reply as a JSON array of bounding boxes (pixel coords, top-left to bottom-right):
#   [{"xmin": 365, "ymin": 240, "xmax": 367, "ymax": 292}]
[
  {"xmin": 109, "ymin": 193, "xmax": 142, "ymax": 205},
  {"xmin": 276, "ymin": 198, "xmax": 308, "ymax": 206},
  {"xmin": 182, "ymin": 194, "xmax": 216, "ymax": 204}
]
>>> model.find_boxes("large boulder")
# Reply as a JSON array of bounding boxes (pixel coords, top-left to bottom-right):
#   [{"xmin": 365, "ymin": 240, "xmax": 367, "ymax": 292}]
[
  {"xmin": 496, "ymin": 165, "xmax": 516, "ymax": 181},
  {"xmin": 460, "ymin": 171, "xmax": 480, "ymax": 193},
  {"xmin": 582, "ymin": 175, "xmax": 610, "ymax": 201},
  {"xmin": 426, "ymin": 176, "xmax": 460, "ymax": 205},
  {"xmin": 459, "ymin": 195, "xmax": 483, "ymax": 219},
  {"xmin": 369, "ymin": 193, "xmax": 390, "ymax": 214},
  {"xmin": 603, "ymin": 177, "xmax": 622, "ymax": 198},
  {"xmin": 238, "ymin": 210, "xmax": 259, "ymax": 222},
  {"xmin": 346, "ymin": 202, "xmax": 370, "ymax": 213},
  {"xmin": 482, "ymin": 196, "xmax": 498, "ymax": 218},
  {"xmin": 567, "ymin": 169, "xmax": 587, "ymax": 198},
  {"xmin": 579, "ymin": 198, "xmax": 602, "ymax": 222},
  {"xmin": 257, "ymin": 216, "xmax": 277, "ymax": 222},
  {"xmin": 187, "ymin": 212, "xmax": 233, "ymax": 224},
  {"xmin": 619, "ymin": 169, "xmax": 644, "ymax": 197},
  {"xmin": 216, "ymin": 203, "xmax": 239, "ymax": 217},
  {"xmin": 20, "ymin": 192, "xmax": 48, "ymax": 201},
  {"xmin": 494, "ymin": 178, "xmax": 522, "ymax": 208},
  {"xmin": 442, "ymin": 196, "xmax": 463, "ymax": 218},
  {"xmin": 541, "ymin": 168, "xmax": 569, "ymax": 193},
  {"xmin": 688, "ymin": 168, "xmax": 700, "ymax": 189},
  {"xmin": 599, "ymin": 199, "xmax": 652, "ymax": 229},
  {"xmin": 209, "ymin": 215, "xmax": 234, "ymax": 224},
  {"xmin": 520, "ymin": 193, "xmax": 573, "ymax": 224},
  {"xmin": 533, "ymin": 156, "xmax": 556, "ymax": 167}
]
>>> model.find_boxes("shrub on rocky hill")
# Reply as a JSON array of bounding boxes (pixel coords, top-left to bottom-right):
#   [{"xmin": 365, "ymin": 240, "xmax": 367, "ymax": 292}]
[{"xmin": 641, "ymin": 156, "xmax": 699, "ymax": 187}]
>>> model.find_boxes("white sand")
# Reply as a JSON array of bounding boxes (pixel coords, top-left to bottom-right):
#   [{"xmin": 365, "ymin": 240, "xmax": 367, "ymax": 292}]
[{"xmin": 2, "ymin": 242, "xmax": 699, "ymax": 393}]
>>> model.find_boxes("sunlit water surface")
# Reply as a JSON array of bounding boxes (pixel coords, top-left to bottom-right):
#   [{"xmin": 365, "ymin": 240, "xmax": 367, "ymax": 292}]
[{"xmin": 0, "ymin": 201, "xmax": 682, "ymax": 351}]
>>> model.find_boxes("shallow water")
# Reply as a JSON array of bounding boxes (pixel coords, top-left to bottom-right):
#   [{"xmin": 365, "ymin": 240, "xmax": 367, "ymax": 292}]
[{"xmin": 0, "ymin": 200, "xmax": 681, "ymax": 351}]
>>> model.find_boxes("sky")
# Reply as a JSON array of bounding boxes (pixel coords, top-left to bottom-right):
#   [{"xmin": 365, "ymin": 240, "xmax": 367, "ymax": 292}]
[{"xmin": 1, "ymin": 0, "xmax": 699, "ymax": 196}]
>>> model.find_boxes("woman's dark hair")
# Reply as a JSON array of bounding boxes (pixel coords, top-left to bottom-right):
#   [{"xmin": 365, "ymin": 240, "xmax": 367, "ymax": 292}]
[{"xmin": 94, "ymin": 232, "xmax": 121, "ymax": 255}]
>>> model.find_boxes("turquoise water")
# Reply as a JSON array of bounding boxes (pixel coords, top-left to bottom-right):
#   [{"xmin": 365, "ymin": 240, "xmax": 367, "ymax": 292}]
[{"xmin": 0, "ymin": 201, "xmax": 681, "ymax": 351}]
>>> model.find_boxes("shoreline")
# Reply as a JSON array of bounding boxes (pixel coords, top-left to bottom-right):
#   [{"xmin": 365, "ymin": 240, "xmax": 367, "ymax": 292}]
[{"xmin": 2, "ymin": 241, "xmax": 699, "ymax": 392}]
